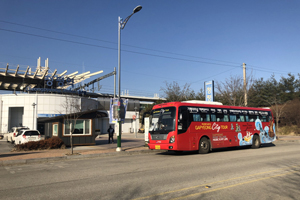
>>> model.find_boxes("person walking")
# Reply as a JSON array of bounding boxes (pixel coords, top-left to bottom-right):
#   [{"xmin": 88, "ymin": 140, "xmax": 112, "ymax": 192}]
[{"xmin": 107, "ymin": 125, "xmax": 114, "ymax": 144}]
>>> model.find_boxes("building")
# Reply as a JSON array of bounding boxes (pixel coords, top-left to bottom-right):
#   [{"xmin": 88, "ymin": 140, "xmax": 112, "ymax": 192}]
[
  {"xmin": 0, "ymin": 58, "xmax": 164, "ymax": 144},
  {"xmin": 0, "ymin": 93, "xmax": 160, "ymax": 145}
]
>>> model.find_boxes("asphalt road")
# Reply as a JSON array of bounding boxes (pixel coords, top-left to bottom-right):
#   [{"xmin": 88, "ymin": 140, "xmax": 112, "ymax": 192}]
[
  {"xmin": 0, "ymin": 140, "xmax": 14, "ymax": 154},
  {"xmin": 0, "ymin": 142, "xmax": 300, "ymax": 200}
]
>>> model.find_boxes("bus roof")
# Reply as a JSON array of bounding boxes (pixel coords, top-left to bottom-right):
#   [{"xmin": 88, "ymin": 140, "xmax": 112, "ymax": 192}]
[
  {"xmin": 152, "ymin": 101, "xmax": 271, "ymax": 111},
  {"xmin": 182, "ymin": 100, "xmax": 223, "ymax": 105}
]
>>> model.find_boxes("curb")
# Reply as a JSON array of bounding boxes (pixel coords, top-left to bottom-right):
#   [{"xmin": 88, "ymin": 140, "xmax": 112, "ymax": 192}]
[
  {"xmin": 274, "ymin": 139, "xmax": 300, "ymax": 143},
  {"xmin": 1, "ymin": 139, "xmax": 299, "ymax": 167},
  {"xmin": 0, "ymin": 148, "xmax": 163, "ymax": 167}
]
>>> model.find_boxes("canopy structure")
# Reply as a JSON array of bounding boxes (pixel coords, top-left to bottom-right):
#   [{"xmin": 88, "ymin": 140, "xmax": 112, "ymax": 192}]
[{"xmin": 0, "ymin": 57, "xmax": 103, "ymax": 91}]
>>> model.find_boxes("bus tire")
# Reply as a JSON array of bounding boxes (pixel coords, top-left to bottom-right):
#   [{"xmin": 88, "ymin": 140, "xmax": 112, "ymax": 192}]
[
  {"xmin": 198, "ymin": 137, "xmax": 210, "ymax": 154},
  {"xmin": 252, "ymin": 135, "xmax": 260, "ymax": 149}
]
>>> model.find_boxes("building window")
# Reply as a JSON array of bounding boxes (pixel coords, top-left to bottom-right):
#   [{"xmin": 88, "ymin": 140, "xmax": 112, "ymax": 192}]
[
  {"xmin": 53, "ymin": 124, "xmax": 58, "ymax": 136},
  {"xmin": 63, "ymin": 119, "xmax": 91, "ymax": 135}
]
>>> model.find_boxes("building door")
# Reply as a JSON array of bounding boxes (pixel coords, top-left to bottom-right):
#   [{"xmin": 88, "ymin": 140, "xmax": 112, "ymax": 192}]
[{"xmin": 8, "ymin": 107, "xmax": 24, "ymax": 129}]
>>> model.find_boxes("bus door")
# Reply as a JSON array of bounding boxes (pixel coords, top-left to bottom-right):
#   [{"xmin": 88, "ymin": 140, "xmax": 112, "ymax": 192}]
[
  {"xmin": 179, "ymin": 106, "xmax": 201, "ymax": 151},
  {"xmin": 178, "ymin": 106, "xmax": 191, "ymax": 151}
]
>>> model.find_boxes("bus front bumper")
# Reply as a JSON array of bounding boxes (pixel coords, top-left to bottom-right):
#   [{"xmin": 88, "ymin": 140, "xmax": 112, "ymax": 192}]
[{"xmin": 148, "ymin": 143, "xmax": 176, "ymax": 150}]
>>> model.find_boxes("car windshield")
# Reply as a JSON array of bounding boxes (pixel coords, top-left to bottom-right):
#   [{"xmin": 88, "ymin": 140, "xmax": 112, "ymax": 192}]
[{"xmin": 149, "ymin": 107, "xmax": 176, "ymax": 134}]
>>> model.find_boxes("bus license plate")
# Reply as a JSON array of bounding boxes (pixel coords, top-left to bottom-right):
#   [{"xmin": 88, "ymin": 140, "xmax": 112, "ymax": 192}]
[{"xmin": 155, "ymin": 145, "xmax": 160, "ymax": 150}]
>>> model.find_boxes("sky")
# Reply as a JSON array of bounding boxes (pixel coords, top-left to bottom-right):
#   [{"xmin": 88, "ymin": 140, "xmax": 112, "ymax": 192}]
[{"xmin": 1, "ymin": 0, "xmax": 300, "ymax": 98}]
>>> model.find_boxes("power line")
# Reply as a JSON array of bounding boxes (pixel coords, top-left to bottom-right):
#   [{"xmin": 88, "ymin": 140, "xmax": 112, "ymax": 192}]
[
  {"xmin": 247, "ymin": 65, "xmax": 298, "ymax": 74},
  {"xmin": 0, "ymin": 20, "xmax": 240, "ymax": 65},
  {"xmin": 0, "ymin": 27, "xmax": 242, "ymax": 68},
  {"xmin": 0, "ymin": 23, "xmax": 297, "ymax": 89},
  {"xmin": 1, "ymin": 21, "xmax": 295, "ymax": 75}
]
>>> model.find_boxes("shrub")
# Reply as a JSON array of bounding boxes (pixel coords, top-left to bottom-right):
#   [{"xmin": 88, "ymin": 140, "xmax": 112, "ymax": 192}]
[
  {"xmin": 14, "ymin": 137, "xmax": 65, "ymax": 151},
  {"xmin": 46, "ymin": 137, "xmax": 65, "ymax": 149}
]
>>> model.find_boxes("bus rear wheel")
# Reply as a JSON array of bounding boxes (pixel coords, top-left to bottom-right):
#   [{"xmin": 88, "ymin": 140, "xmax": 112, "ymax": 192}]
[
  {"xmin": 198, "ymin": 137, "xmax": 210, "ymax": 154},
  {"xmin": 252, "ymin": 135, "xmax": 260, "ymax": 149}
]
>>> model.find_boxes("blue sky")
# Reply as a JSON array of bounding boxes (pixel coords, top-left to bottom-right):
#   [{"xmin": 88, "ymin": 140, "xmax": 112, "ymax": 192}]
[{"xmin": 1, "ymin": 0, "xmax": 300, "ymax": 98}]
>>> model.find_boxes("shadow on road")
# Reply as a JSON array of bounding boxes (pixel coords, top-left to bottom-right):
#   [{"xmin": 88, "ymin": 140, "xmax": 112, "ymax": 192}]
[{"xmin": 155, "ymin": 143, "xmax": 276, "ymax": 156}]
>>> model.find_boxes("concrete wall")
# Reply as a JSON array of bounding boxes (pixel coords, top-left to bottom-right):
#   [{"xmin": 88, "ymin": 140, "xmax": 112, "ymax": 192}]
[{"xmin": 0, "ymin": 94, "xmax": 140, "ymax": 134}]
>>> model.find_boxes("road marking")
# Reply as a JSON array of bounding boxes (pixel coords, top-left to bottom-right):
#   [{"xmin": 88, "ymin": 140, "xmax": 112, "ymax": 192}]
[
  {"xmin": 171, "ymin": 171, "xmax": 296, "ymax": 200},
  {"xmin": 132, "ymin": 164, "xmax": 300, "ymax": 200}
]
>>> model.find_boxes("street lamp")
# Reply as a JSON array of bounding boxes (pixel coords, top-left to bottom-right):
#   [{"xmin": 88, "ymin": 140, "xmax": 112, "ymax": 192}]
[
  {"xmin": 117, "ymin": 5, "xmax": 142, "ymax": 152},
  {"xmin": 32, "ymin": 103, "xmax": 36, "ymax": 129},
  {"xmin": 134, "ymin": 106, "xmax": 138, "ymax": 138}
]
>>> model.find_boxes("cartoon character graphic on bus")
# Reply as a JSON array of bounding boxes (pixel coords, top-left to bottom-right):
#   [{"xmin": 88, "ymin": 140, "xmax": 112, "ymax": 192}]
[
  {"xmin": 238, "ymin": 131, "xmax": 253, "ymax": 146},
  {"xmin": 237, "ymin": 118, "xmax": 276, "ymax": 146},
  {"xmin": 255, "ymin": 118, "xmax": 276, "ymax": 144},
  {"xmin": 235, "ymin": 123, "xmax": 241, "ymax": 132}
]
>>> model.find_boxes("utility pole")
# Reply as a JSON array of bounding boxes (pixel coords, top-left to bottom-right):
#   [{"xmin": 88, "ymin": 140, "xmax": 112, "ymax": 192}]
[{"xmin": 243, "ymin": 63, "xmax": 247, "ymax": 106}]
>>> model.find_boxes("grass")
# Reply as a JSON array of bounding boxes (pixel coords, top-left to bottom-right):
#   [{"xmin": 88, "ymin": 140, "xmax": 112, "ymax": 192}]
[{"xmin": 277, "ymin": 125, "xmax": 300, "ymax": 136}]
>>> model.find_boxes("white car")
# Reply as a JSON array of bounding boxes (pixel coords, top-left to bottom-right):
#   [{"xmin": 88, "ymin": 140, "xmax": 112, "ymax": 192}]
[
  {"xmin": 7, "ymin": 127, "xmax": 29, "ymax": 143},
  {"xmin": 14, "ymin": 130, "xmax": 41, "ymax": 145}
]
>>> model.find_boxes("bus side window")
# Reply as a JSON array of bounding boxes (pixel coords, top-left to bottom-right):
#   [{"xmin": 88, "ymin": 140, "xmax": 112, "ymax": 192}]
[
  {"xmin": 216, "ymin": 113, "xmax": 224, "ymax": 122},
  {"xmin": 211, "ymin": 114, "xmax": 216, "ymax": 122},
  {"xmin": 193, "ymin": 114, "xmax": 201, "ymax": 122},
  {"xmin": 240, "ymin": 115, "xmax": 245, "ymax": 122},
  {"xmin": 224, "ymin": 115, "xmax": 229, "ymax": 122},
  {"xmin": 205, "ymin": 114, "xmax": 210, "ymax": 122},
  {"xmin": 230, "ymin": 115, "xmax": 237, "ymax": 122},
  {"xmin": 249, "ymin": 115, "xmax": 255, "ymax": 122},
  {"xmin": 261, "ymin": 116, "xmax": 268, "ymax": 122},
  {"xmin": 245, "ymin": 115, "xmax": 249, "ymax": 122}
]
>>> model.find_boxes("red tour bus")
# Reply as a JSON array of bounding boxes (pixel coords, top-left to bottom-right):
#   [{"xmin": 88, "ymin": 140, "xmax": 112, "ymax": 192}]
[{"xmin": 148, "ymin": 100, "xmax": 276, "ymax": 154}]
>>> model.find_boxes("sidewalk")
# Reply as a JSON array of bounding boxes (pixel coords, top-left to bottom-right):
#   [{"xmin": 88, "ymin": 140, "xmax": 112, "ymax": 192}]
[
  {"xmin": 0, "ymin": 132, "xmax": 150, "ymax": 166},
  {"xmin": 0, "ymin": 134, "xmax": 299, "ymax": 166}
]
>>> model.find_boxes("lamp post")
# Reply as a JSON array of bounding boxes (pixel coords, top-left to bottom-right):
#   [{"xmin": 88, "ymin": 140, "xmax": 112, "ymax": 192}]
[
  {"xmin": 117, "ymin": 5, "xmax": 142, "ymax": 152},
  {"xmin": 134, "ymin": 106, "xmax": 138, "ymax": 138},
  {"xmin": 32, "ymin": 103, "xmax": 36, "ymax": 129}
]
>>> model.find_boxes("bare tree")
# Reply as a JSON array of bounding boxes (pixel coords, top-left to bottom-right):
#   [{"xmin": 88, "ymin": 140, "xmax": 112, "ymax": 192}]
[
  {"xmin": 160, "ymin": 81, "xmax": 204, "ymax": 102},
  {"xmin": 270, "ymin": 101, "xmax": 287, "ymax": 134},
  {"xmin": 216, "ymin": 72, "xmax": 254, "ymax": 106},
  {"xmin": 60, "ymin": 95, "xmax": 82, "ymax": 155}
]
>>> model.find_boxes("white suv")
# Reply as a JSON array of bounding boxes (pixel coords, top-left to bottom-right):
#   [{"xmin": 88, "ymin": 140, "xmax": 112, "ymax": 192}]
[
  {"xmin": 15, "ymin": 130, "xmax": 41, "ymax": 145},
  {"xmin": 7, "ymin": 127, "xmax": 29, "ymax": 143}
]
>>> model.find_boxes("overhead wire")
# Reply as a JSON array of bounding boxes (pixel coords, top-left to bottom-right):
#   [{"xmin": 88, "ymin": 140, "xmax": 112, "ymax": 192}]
[
  {"xmin": 1, "ymin": 20, "xmax": 295, "ymax": 74},
  {"xmin": 0, "ymin": 21, "xmax": 297, "ymax": 96},
  {"xmin": 0, "ymin": 20, "xmax": 240, "ymax": 65},
  {"xmin": 0, "ymin": 27, "xmax": 241, "ymax": 68}
]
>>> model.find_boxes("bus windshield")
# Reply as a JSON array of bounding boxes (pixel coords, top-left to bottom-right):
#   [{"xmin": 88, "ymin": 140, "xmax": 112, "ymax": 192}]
[{"xmin": 149, "ymin": 107, "xmax": 176, "ymax": 134}]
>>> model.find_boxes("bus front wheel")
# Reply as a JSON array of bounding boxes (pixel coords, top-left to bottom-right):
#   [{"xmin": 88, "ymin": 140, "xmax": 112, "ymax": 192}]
[
  {"xmin": 198, "ymin": 137, "xmax": 210, "ymax": 154},
  {"xmin": 252, "ymin": 135, "xmax": 260, "ymax": 149}
]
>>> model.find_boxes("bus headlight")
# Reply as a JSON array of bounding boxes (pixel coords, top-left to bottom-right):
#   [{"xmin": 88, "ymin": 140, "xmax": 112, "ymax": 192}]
[{"xmin": 169, "ymin": 136, "xmax": 175, "ymax": 143}]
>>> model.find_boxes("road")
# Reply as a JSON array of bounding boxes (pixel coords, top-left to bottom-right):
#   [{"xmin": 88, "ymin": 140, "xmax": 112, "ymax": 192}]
[
  {"xmin": 0, "ymin": 140, "xmax": 14, "ymax": 154},
  {"xmin": 0, "ymin": 142, "xmax": 299, "ymax": 200}
]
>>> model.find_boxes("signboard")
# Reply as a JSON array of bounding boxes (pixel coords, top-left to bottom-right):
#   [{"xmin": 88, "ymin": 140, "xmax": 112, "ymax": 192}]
[
  {"xmin": 144, "ymin": 117, "xmax": 150, "ymax": 143},
  {"xmin": 109, "ymin": 98, "xmax": 128, "ymax": 124},
  {"xmin": 205, "ymin": 81, "xmax": 214, "ymax": 102},
  {"xmin": 38, "ymin": 114, "xmax": 64, "ymax": 118}
]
